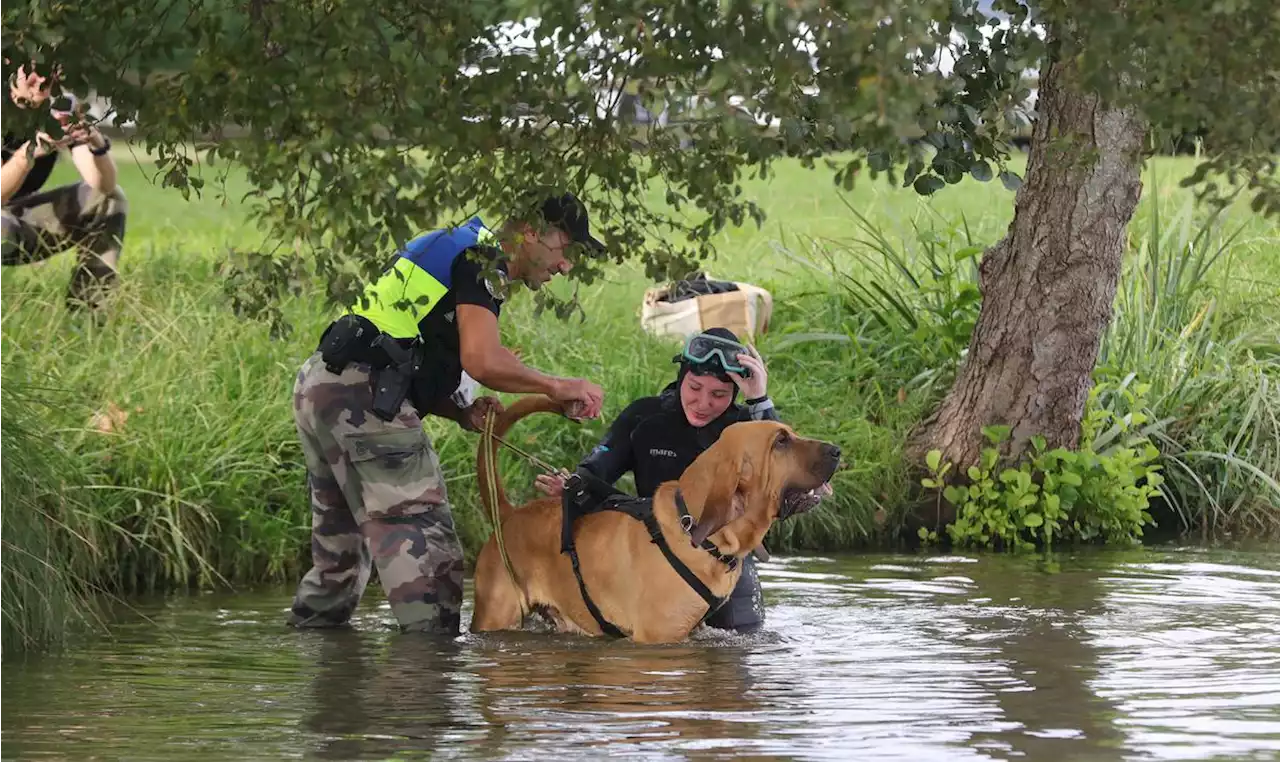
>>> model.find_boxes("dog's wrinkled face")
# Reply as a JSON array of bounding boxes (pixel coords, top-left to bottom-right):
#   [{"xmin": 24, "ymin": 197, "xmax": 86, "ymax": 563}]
[
  {"xmin": 688, "ymin": 421, "xmax": 843, "ymax": 546},
  {"xmin": 748, "ymin": 423, "xmax": 842, "ymax": 521}
]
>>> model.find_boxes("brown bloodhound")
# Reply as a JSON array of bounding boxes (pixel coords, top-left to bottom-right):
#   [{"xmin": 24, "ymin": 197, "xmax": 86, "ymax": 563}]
[{"xmin": 470, "ymin": 395, "xmax": 841, "ymax": 644}]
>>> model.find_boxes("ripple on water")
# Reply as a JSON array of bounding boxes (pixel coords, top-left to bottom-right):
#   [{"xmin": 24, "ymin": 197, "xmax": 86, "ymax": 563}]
[
  {"xmin": 1086, "ymin": 556, "xmax": 1280, "ymax": 761},
  {"xmin": 2, "ymin": 549, "xmax": 1279, "ymax": 761}
]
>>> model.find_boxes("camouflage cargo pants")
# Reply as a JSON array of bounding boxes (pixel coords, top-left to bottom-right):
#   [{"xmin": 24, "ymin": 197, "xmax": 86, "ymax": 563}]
[
  {"xmin": 1, "ymin": 181, "xmax": 128, "ymax": 310},
  {"xmin": 288, "ymin": 351, "xmax": 465, "ymax": 635}
]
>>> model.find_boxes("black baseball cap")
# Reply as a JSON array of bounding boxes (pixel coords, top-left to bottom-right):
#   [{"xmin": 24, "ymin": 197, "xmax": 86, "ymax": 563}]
[{"xmin": 531, "ymin": 192, "xmax": 606, "ymax": 254}]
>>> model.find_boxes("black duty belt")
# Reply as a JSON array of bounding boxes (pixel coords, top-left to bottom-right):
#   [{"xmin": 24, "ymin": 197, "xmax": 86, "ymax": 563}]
[
  {"xmin": 316, "ymin": 313, "xmax": 424, "ymax": 422},
  {"xmin": 560, "ymin": 471, "xmax": 737, "ymax": 639}
]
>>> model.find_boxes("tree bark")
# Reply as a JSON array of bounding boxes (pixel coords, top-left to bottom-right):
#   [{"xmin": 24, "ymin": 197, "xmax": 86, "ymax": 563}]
[{"xmin": 907, "ymin": 52, "xmax": 1147, "ymax": 478}]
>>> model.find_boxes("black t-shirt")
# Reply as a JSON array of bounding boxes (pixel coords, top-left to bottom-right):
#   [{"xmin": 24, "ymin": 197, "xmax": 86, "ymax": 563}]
[{"xmin": 406, "ymin": 245, "xmax": 509, "ymax": 412}]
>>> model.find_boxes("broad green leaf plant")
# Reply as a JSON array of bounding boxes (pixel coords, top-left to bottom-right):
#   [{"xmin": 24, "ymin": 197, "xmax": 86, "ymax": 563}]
[{"xmin": 920, "ymin": 378, "xmax": 1165, "ymax": 550}]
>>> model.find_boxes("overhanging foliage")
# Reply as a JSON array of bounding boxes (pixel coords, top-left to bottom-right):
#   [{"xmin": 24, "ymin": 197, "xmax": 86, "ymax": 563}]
[{"xmin": 4, "ymin": 0, "xmax": 1276, "ymax": 333}]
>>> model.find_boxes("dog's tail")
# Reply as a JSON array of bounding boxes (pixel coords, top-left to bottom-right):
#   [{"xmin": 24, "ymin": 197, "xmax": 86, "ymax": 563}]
[{"xmin": 477, "ymin": 394, "xmax": 568, "ymax": 524}]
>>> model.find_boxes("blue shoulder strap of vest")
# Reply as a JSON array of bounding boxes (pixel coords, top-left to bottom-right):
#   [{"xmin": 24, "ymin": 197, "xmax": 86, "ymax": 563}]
[{"xmin": 397, "ymin": 217, "xmax": 494, "ymax": 285}]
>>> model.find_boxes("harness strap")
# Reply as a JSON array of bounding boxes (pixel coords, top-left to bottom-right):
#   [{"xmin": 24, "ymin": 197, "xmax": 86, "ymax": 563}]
[
  {"xmin": 665, "ymin": 491, "xmax": 732, "ymax": 622},
  {"xmin": 561, "ymin": 480, "xmax": 734, "ymax": 638},
  {"xmin": 562, "ymin": 474, "xmax": 629, "ymax": 638},
  {"xmin": 566, "ymin": 543, "xmax": 627, "ymax": 639}
]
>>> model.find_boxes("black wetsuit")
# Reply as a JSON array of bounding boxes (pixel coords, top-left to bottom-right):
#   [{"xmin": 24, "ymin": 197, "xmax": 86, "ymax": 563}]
[{"xmin": 572, "ymin": 380, "xmax": 779, "ymax": 633}]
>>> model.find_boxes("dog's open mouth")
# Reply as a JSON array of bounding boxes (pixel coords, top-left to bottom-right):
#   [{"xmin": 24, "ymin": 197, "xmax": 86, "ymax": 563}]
[{"xmin": 780, "ymin": 482, "xmax": 834, "ymax": 519}]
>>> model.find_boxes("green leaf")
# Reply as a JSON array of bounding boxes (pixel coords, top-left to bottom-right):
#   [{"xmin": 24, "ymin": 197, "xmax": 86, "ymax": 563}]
[
  {"xmin": 1023, "ymin": 512, "xmax": 1044, "ymax": 528},
  {"xmin": 18, "ymin": 0, "xmax": 1273, "ymax": 343},
  {"xmin": 903, "ymin": 157, "xmax": 926, "ymax": 186},
  {"xmin": 926, "ymin": 449, "xmax": 942, "ymax": 472},
  {"xmin": 913, "ymin": 175, "xmax": 946, "ymax": 195},
  {"xmin": 982, "ymin": 425, "xmax": 1012, "ymax": 444}
]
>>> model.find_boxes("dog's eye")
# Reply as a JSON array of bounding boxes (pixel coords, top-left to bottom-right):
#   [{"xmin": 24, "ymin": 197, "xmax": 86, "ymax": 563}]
[{"xmin": 773, "ymin": 431, "xmax": 791, "ymax": 449}]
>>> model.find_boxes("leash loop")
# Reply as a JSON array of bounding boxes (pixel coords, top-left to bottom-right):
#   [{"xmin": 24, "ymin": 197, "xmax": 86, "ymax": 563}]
[{"xmin": 483, "ymin": 408, "xmax": 527, "ymax": 617}]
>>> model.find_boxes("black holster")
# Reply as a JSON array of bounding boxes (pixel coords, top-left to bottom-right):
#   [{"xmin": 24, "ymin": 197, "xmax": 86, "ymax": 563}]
[{"xmin": 317, "ymin": 314, "xmax": 424, "ymax": 422}]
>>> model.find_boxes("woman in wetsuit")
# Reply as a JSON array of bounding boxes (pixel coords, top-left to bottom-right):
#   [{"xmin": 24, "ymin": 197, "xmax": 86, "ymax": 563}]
[{"xmin": 535, "ymin": 327, "xmax": 779, "ymax": 634}]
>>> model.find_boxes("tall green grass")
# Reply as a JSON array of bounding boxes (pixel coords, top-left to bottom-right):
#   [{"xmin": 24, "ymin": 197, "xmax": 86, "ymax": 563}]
[
  {"xmin": 3, "ymin": 264, "xmax": 317, "ymax": 597},
  {"xmin": 0, "ymin": 380, "xmax": 104, "ymax": 652},
  {"xmin": 1099, "ymin": 183, "xmax": 1280, "ymax": 537}
]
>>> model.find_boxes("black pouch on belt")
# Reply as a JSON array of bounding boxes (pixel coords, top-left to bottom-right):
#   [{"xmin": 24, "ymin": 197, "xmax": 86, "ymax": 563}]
[{"xmin": 318, "ymin": 314, "xmax": 380, "ymax": 374}]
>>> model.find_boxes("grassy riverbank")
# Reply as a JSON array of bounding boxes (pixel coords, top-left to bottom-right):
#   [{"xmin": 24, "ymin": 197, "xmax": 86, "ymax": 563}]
[{"xmin": 3, "ymin": 149, "xmax": 1277, "ymax": 651}]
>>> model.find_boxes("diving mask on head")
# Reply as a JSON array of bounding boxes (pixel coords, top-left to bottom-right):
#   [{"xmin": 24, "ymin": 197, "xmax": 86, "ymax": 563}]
[{"xmin": 676, "ymin": 332, "xmax": 752, "ymax": 379}]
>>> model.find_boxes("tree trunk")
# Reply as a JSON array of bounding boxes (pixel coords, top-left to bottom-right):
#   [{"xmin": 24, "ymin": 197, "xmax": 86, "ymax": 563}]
[{"xmin": 907, "ymin": 52, "xmax": 1147, "ymax": 479}]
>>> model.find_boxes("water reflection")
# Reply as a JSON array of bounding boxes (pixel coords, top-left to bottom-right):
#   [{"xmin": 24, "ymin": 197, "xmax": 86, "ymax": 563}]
[
  {"xmin": 301, "ymin": 630, "xmax": 464, "ymax": 759},
  {"xmin": 960, "ymin": 555, "xmax": 1129, "ymax": 760},
  {"xmin": 293, "ymin": 625, "xmax": 768, "ymax": 759},
  {"xmin": 1, "ymin": 548, "xmax": 1278, "ymax": 761}
]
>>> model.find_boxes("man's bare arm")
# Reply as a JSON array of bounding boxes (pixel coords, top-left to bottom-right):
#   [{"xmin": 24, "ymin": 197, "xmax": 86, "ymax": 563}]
[
  {"xmin": 69, "ymin": 136, "xmax": 117, "ymax": 194},
  {"xmin": 456, "ymin": 304, "xmax": 565, "ymax": 396},
  {"xmin": 0, "ymin": 147, "xmax": 34, "ymax": 205}
]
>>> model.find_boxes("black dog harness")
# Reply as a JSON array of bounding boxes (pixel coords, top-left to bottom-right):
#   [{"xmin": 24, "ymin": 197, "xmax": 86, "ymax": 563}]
[{"xmin": 560, "ymin": 473, "xmax": 738, "ymax": 638}]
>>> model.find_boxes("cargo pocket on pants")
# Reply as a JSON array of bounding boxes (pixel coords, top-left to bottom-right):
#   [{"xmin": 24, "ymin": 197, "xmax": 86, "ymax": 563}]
[{"xmin": 342, "ymin": 427, "xmax": 447, "ymax": 521}]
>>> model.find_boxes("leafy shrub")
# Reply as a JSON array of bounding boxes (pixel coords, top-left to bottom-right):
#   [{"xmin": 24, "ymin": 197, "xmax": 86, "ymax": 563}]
[{"xmin": 920, "ymin": 379, "xmax": 1164, "ymax": 550}]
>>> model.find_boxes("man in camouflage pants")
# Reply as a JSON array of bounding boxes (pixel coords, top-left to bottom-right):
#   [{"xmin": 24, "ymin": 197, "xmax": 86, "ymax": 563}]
[
  {"xmin": 291, "ymin": 356, "xmax": 472, "ymax": 632},
  {"xmin": 2, "ymin": 62, "xmax": 127, "ymax": 311},
  {"xmin": 288, "ymin": 194, "xmax": 608, "ymax": 636}
]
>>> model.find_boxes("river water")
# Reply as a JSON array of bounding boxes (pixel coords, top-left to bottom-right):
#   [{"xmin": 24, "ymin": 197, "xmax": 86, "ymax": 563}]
[{"xmin": 3, "ymin": 547, "xmax": 1279, "ymax": 761}]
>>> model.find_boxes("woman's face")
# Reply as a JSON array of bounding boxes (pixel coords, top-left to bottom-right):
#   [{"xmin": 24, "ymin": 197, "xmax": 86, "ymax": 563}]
[{"xmin": 680, "ymin": 371, "xmax": 735, "ymax": 427}]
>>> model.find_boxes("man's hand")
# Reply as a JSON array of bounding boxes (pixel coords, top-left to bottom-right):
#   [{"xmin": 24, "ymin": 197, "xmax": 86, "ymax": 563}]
[
  {"xmin": 551, "ymin": 378, "xmax": 604, "ymax": 421},
  {"xmin": 728, "ymin": 344, "xmax": 769, "ymax": 399},
  {"xmin": 52, "ymin": 103, "xmax": 107, "ymax": 152},
  {"xmin": 461, "ymin": 395, "xmax": 504, "ymax": 433},
  {"xmin": 60, "ymin": 121, "xmax": 107, "ymax": 152},
  {"xmin": 23, "ymin": 132, "xmax": 67, "ymax": 160}
]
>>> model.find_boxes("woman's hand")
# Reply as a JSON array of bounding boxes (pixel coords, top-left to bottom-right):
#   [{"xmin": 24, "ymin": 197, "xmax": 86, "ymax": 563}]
[
  {"xmin": 728, "ymin": 344, "xmax": 769, "ymax": 400},
  {"xmin": 534, "ymin": 471, "xmax": 569, "ymax": 498}
]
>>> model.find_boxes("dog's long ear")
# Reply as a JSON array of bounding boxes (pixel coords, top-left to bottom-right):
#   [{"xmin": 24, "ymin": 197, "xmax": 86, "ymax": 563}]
[{"xmin": 689, "ymin": 453, "xmax": 751, "ymax": 546}]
